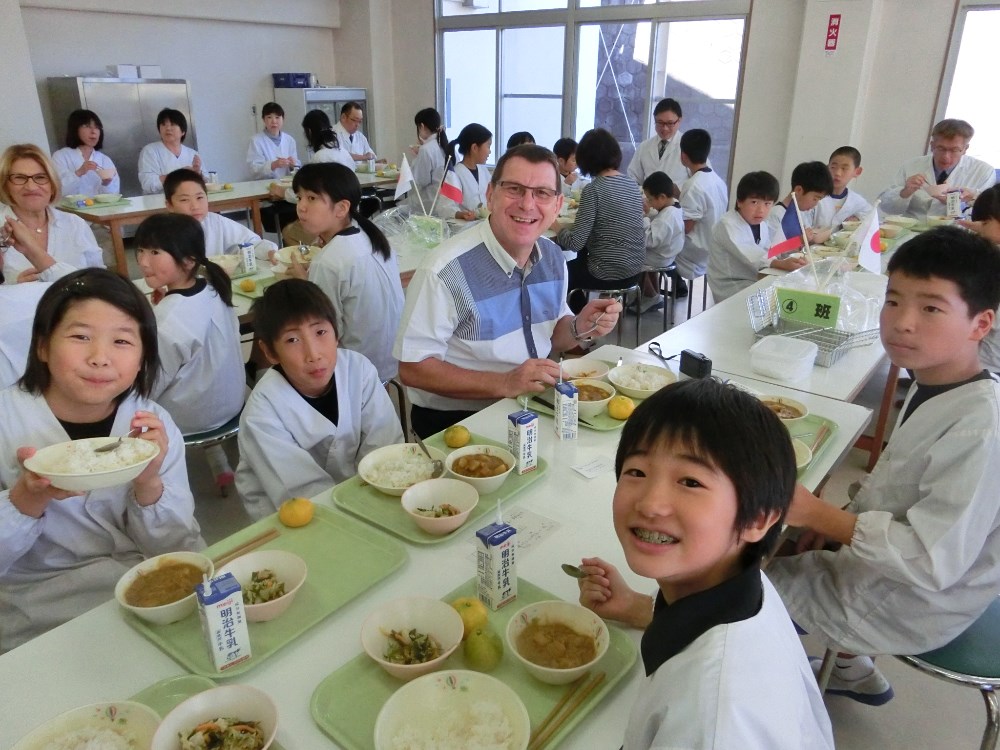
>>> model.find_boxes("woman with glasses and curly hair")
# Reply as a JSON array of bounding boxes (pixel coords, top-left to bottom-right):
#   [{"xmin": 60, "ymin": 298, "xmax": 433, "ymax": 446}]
[{"xmin": 0, "ymin": 144, "xmax": 103, "ymax": 285}]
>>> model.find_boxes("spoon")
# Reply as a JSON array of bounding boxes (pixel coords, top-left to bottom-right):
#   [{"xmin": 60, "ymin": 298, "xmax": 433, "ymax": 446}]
[
  {"xmin": 94, "ymin": 427, "xmax": 142, "ymax": 454},
  {"xmin": 561, "ymin": 563, "xmax": 588, "ymax": 579},
  {"xmin": 410, "ymin": 431, "xmax": 445, "ymax": 478}
]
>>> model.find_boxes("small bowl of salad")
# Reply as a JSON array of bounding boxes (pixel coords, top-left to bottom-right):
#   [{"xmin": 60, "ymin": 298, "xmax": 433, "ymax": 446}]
[
  {"xmin": 401, "ymin": 478, "xmax": 479, "ymax": 536},
  {"xmin": 151, "ymin": 684, "xmax": 278, "ymax": 750},
  {"xmin": 361, "ymin": 596, "xmax": 465, "ymax": 681},
  {"xmin": 218, "ymin": 549, "xmax": 307, "ymax": 622}
]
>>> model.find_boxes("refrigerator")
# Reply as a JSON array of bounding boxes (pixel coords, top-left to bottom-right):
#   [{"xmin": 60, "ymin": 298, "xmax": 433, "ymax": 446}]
[
  {"xmin": 272, "ymin": 86, "xmax": 370, "ymax": 160},
  {"xmin": 47, "ymin": 77, "xmax": 199, "ymax": 198}
]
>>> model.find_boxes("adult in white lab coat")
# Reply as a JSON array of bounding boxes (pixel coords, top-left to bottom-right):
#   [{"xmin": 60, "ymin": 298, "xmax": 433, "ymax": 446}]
[
  {"xmin": 247, "ymin": 101, "xmax": 300, "ymax": 179},
  {"xmin": 235, "ymin": 280, "xmax": 404, "ymax": 519},
  {"xmin": 878, "ymin": 118, "xmax": 996, "ymax": 219},
  {"xmin": 0, "ymin": 144, "xmax": 104, "ymax": 285},
  {"xmin": 627, "ymin": 98, "xmax": 700, "ymax": 188},
  {"xmin": 137, "ymin": 108, "xmax": 204, "ymax": 194},
  {"xmin": 51, "ymin": 109, "xmax": 120, "ymax": 197},
  {"xmin": 434, "ymin": 122, "xmax": 493, "ymax": 220},
  {"xmin": 334, "ymin": 101, "xmax": 376, "ymax": 164},
  {"xmin": 408, "ymin": 107, "xmax": 448, "ymax": 213},
  {"xmin": 0, "ymin": 279, "xmax": 50, "ymax": 388}
]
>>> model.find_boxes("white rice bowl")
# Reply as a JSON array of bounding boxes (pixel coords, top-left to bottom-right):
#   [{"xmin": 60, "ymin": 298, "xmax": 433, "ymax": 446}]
[
  {"xmin": 359, "ymin": 443, "xmax": 448, "ymax": 496},
  {"xmin": 608, "ymin": 363, "xmax": 677, "ymax": 399},
  {"xmin": 11, "ymin": 701, "xmax": 160, "ymax": 750},
  {"xmin": 23, "ymin": 437, "xmax": 159, "ymax": 492},
  {"xmin": 374, "ymin": 670, "xmax": 530, "ymax": 750}
]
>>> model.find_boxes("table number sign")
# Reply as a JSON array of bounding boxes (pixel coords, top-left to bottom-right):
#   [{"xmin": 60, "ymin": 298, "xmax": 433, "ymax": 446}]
[{"xmin": 775, "ymin": 288, "xmax": 841, "ymax": 329}]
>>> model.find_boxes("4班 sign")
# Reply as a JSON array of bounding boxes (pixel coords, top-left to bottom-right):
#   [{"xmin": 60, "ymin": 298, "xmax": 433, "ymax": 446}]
[{"xmin": 775, "ymin": 288, "xmax": 841, "ymax": 329}]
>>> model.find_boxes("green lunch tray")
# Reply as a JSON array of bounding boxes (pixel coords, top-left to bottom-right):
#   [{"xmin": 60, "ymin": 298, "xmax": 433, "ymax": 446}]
[
  {"xmin": 331, "ymin": 433, "xmax": 548, "ymax": 545},
  {"xmin": 130, "ymin": 674, "xmax": 288, "ymax": 749},
  {"xmin": 525, "ymin": 388, "xmax": 633, "ymax": 432},
  {"xmin": 62, "ymin": 197, "xmax": 132, "ymax": 210},
  {"xmin": 310, "ymin": 577, "xmax": 638, "ymax": 750},
  {"xmin": 232, "ymin": 275, "xmax": 278, "ymax": 300},
  {"xmin": 121, "ymin": 506, "xmax": 407, "ymax": 678},
  {"xmin": 786, "ymin": 413, "xmax": 838, "ymax": 477}
]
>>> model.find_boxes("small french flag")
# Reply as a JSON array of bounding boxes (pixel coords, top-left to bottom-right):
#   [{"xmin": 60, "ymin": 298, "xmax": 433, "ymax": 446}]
[{"xmin": 440, "ymin": 169, "xmax": 463, "ymax": 205}]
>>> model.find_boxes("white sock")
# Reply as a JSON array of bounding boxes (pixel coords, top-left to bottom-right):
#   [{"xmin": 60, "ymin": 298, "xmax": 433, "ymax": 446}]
[
  {"xmin": 205, "ymin": 444, "xmax": 232, "ymax": 478},
  {"xmin": 834, "ymin": 655, "xmax": 875, "ymax": 681}
]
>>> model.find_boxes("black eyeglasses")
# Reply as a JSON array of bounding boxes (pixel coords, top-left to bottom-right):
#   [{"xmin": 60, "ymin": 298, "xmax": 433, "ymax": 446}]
[
  {"xmin": 655, "ymin": 118, "xmax": 681, "ymax": 128},
  {"xmin": 496, "ymin": 181, "xmax": 559, "ymax": 204},
  {"xmin": 8, "ymin": 173, "xmax": 51, "ymax": 186}
]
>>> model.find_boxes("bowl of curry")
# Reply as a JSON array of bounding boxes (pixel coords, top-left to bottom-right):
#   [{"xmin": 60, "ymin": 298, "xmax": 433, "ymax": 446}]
[
  {"xmin": 444, "ymin": 444, "xmax": 516, "ymax": 495},
  {"xmin": 114, "ymin": 551, "xmax": 214, "ymax": 625},
  {"xmin": 506, "ymin": 600, "xmax": 609, "ymax": 684}
]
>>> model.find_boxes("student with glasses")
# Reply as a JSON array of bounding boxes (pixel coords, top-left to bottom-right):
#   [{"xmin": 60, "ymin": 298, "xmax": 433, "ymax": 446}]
[
  {"xmin": 394, "ymin": 144, "xmax": 622, "ymax": 438},
  {"xmin": 627, "ymin": 98, "xmax": 700, "ymax": 188},
  {"xmin": 0, "ymin": 144, "xmax": 103, "ymax": 285},
  {"xmin": 878, "ymin": 118, "xmax": 996, "ymax": 220}
]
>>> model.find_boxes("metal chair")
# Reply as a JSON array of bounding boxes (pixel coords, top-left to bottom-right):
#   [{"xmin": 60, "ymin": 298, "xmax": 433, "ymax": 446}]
[
  {"xmin": 646, "ymin": 264, "xmax": 678, "ymax": 331},
  {"xmin": 183, "ymin": 413, "xmax": 241, "ymax": 497},
  {"xmin": 384, "ymin": 377, "xmax": 409, "ymax": 438},
  {"xmin": 896, "ymin": 599, "xmax": 1000, "ymax": 749},
  {"xmin": 568, "ymin": 283, "xmax": 642, "ymax": 347}
]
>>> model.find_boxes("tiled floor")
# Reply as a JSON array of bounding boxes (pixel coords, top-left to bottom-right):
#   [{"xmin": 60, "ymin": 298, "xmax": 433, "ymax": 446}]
[{"xmin": 175, "ymin": 253, "xmax": 985, "ymax": 749}]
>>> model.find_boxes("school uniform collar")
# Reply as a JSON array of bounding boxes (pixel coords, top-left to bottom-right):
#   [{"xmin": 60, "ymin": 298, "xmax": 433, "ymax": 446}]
[
  {"xmin": 165, "ymin": 278, "xmax": 207, "ymax": 298},
  {"xmin": 830, "ymin": 187, "xmax": 849, "ymax": 200},
  {"xmin": 902, "ymin": 369, "xmax": 994, "ymax": 424},
  {"xmin": 641, "ymin": 564, "xmax": 763, "ymax": 676},
  {"xmin": 478, "ymin": 219, "xmax": 541, "ymax": 278}
]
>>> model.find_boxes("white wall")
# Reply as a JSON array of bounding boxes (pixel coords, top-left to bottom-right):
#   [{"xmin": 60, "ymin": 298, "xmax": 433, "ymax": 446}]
[
  {"xmin": 20, "ymin": 1, "xmax": 340, "ymax": 184},
  {"xmin": 0, "ymin": 0, "xmax": 46, "ymax": 145}
]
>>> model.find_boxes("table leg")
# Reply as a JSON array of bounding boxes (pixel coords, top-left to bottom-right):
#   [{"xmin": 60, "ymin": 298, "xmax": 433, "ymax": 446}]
[
  {"xmin": 853, "ymin": 363, "xmax": 899, "ymax": 471},
  {"xmin": 250, "ymin": 200, "xmax": 264, "ymax": 236},
  {"xmin": 109, "ymin": 220, "xmax": 128, "ymax": 276}
]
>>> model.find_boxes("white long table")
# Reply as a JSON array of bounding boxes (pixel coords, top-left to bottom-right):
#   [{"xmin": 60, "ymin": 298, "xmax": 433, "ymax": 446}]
[{"xmin": 0, "ymin": 375, "xmax": 871, "ymax": 748}]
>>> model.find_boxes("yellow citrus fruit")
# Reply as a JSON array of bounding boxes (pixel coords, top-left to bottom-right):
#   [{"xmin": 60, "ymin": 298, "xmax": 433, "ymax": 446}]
[
  {"xmin": 239, "ymin": 278, "xmax": 256, "ymax": 292},
  {"xmin": 223, "ymin": 182, "xmax": 233, "ymax": 189},
  {"xmin": 444, "ymin": 424, "xmax": 471, "ymax": 449},
  {"xmin": 278, "ymin": 497, "xmax": 314, "ymax": 527},
  {"xmin": 607, "ymin": 395, "xmax": 636, "ymax": 420},
  {"xmin": 450, "ymin": 596, "xmax": 489, "ymax": 640}
]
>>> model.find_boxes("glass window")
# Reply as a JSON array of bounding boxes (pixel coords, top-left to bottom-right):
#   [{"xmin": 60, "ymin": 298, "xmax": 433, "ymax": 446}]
[
  {"xmin": 440, "ymin": 0, "xmax": 565, "ymax": 17},
  {"xmin": 442, "ymin": 29, "xmax": 498, "ymax": 155},
  {"xmin": 500, "ymin": 26, "xmax": 565, "ymax": 152},
  {"xmin": 943, "ymin": 8, "xmax": 1000, "ymax": 166},
  {"xmin": 579, "ymin": 0, "xmax": 701, "ymax": 6}
]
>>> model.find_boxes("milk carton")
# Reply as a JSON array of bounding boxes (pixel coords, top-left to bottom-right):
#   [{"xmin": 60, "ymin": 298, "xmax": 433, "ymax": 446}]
[
  {"xmin": 239, "ymin": 241, "xmax": 257, "ymax": 274},
  {"xmin": 553, "ymin": 381, "xmax": 578, "ymax": 441},
  {"xmin": 946, "ymin": 190, "xmax": 962, "ymax": 218},
  {"xmin": 196, "ymin": 572, "xmax": 252, "ymax": 672},
  {"xmin": 507, "ymin": 410, "xmax": 538, "ymax": 475},
  {"xmin": 476, "ymin": 521, "xmax": 517, "ymax": 611}
]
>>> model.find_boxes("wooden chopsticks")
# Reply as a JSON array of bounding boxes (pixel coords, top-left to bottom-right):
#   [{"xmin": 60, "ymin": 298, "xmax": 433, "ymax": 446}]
[
  {"xmin": 211, "ymin": 527, "xmax": 280, "ymax": 567},
  {"xmin": 528, "ymin": 671, "xmax": 606, "ymax": 750},
  {"xmin": 808, "ymin": 423, "xmax": 830, "ymax": 453}
]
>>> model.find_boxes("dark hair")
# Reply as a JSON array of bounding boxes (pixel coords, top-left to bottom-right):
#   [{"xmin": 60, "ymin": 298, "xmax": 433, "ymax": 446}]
[
  {"xmin": 415, "ymin": 107, "xmax": 448, "ymax": 154},
  {"xmin": 829, "ymin": 146, "xmax": 861, "ymax": 168},
  {"xmin": 552, "ymin": 137, "xmax": 577, "ymax": 161},
  {"xmin": 506, "ymin": 131, "xmax": 535, "ymax": 150},
  {"xmin": 20, "ymin": 269, "xmax": 159, "ymax": 400},
  {"xmin": 971, "ymin": 185, "xmax": 1000, "ymax": 225},
  {"xmin": 932, "ymin": 118, "xmax": 974, "ymax": 141},
  {"xmin": 156, "ymin": 108, "xmax": 188, "ymax": 142},
  {"xmin": 340, "ymin": 101, "xmax": 363, "ymax": 118},
  {"xmin": 302, "ymin": 109, "xmax": 341, "ymax": 152},
  {"xmin": 642, "ymin": 171, "xmax": 675, "ymax": 199},
  {"xmin": 163, "ymin": 168, "xmax": 206, "ymax": 201},
  {"xmin": 616, "ymin": 378, "xmax": 795, "ymax": 565},
  {"xmin": 653, "ymin": 98, "xmax": 682, "ymax": 118},
  {"xmin": 736, "ymin": 171, "xmax": 779, "ymax": 203},
  {"xmin": 887, "ymin": 226, "xmax": 1000, "ymax": 316},
  {"xmin": 491, "ymin": 144, "xmax": 561, "ymax": 194},
  {"xmin": 576, "ymin": 128, "xmax": 621, "ymax": 176},
  {"xmin": 292, "ymin": 163, "xmax": 391, "ymax": 261},
  {"xmin": 251, "ymin": 278, "xmax": 339, "ymax": 350},
  {"xmin": 679, "ymin": 129, "xmax": 711, "ymax": 164},
  {"xmin": 790, "ymin": 161, "xmax": 834, "ymax": 195},
  {"xmin": 134, "ymin": 213, "xmax": 233, "ymax": 307},
  {"xmin": 65, "ymin": 109, "xmax": 105, "ymax": 150},
  {"xmin": 262, "ymin": 102, "xmax": 285, "ymax": 119},
  {"xmin": 447, "ymin": 123, "xmax": 492, "ymax": 165}
]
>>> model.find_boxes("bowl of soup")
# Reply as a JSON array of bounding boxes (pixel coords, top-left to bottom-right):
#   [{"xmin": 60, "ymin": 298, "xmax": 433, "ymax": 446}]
[
  {"xmin": 569, "ymin": 378, "xmax": 615, "ymax": 419},
  {"xmin": 445, "ymin": 445, "xmax": 516, "ymax": 495},
  {"xmin": 506, "ymin": 600, "xmax": 609, "ymax": 685},
  {"xmin": 758, "ymin": 395, "xmax": 810, "ymax": 426},
  {"xmin": 115, "ymin": 551, "xmax": 214, "ymax": 625}
]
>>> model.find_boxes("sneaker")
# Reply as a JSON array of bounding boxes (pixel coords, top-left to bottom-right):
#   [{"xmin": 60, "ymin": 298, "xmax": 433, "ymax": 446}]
[
  {"xmin": 639, "ymin": 294, "xmax": 664, "ymax": 313},
  {"xmin": 810, "ymin": 656, "xmax": 895, "ymax": 706},
  {"xmin": 673, "ymin": 276, "xmax": 689, "ymax": 299}
]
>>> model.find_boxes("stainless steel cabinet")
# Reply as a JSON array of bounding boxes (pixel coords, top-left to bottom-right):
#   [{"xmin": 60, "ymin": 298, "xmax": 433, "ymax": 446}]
[
  {"xmin": 47, "ymin": 77, "xmax": 199, "ymax": 197},
  {"xmin": 272, "ymin": 86, "xmax": 369, "ymax": 161}
]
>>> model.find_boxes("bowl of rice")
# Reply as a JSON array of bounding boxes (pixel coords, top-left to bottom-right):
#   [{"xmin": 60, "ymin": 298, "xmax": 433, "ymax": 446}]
[
  {"xmin": 608, "ymin": 363, "xmax": 677, "ymax": 400},
  {"xmin": 219, "ymin": 549, "xmax": 308, "ymax": 622},
  {"xmin": 115, "ymin": 551, "xmax": 214, "ymax": 625},
  {"xmin": 23, "ymin": 437, "xmax": 160, "ymax": 492},
  {"xmin": 359, "ymin": 443, "xmax": 448, "ymax": 496},
  {"xmin": 12, "ymin": 701, "xmax": 160, "ymax": 750},
  {"xmin": 212, "ymin": 253, "xmax": 243, "ymax": 276},
  {"xmin": 151, "ymin": 684, "xmax": 278, "ymax": 750},
  {"xmin": 401, "ymin": 478, "xmax": 479, "ymax": 536},
  {"xmin": 373, "ymin": 669, "xmax": 530, "ymax": 749},
  {"xmin": 361, "ymin": 596, "xmax": 465, "ymax": 681}
]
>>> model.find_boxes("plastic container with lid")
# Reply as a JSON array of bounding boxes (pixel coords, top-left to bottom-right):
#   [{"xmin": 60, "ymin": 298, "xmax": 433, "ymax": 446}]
[{"xmin": 750, "ymin": 336, "xmax": 818, "ymax": 381}]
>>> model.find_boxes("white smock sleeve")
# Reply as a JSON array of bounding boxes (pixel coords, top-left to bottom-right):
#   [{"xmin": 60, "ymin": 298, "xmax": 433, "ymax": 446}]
[{"xmin": 877, "ymin": 164, "xmax": 914, "ymax": 216}]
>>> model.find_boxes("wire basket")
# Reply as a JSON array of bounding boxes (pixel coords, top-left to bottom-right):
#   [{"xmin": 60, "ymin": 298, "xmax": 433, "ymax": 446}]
[{"xmin": 746, "ymin": 286, "xmax": 879, "ymax": 367}]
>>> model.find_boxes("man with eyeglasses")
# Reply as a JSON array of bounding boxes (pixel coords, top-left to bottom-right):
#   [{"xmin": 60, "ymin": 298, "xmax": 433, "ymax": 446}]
[
  {"xmin": 394, "ymin": 144, "xmax": 622, "ymax": 438},
  {"xmin": 334, "ymin": 102, "xmax": 377, "ymax": 166},
  {"xmin": 878, "ymin": 118, "xmax": 995, "ymax": 220},
  {"xmin": 627, "ymin": 98, "xmax": 698, "ymax": 189}
]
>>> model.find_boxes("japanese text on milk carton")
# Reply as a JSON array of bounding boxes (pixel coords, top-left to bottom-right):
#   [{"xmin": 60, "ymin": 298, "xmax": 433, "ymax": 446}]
[
  {"xmin": 196, "ymin": 572, "xmax": 252, "ymax": 672},
  {"xmin": 476, "ymin": 521, "xmax": 517, "ymax": 610},
  {"xmin": 507, "ymin": 410, "xmax": 538, "ymax": 475},
  {"xmin": 554, "ymin": 381, "xmax": 578, "ymax": 440}
]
